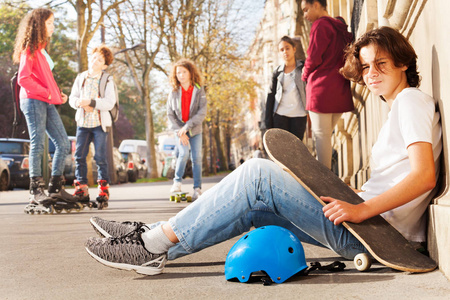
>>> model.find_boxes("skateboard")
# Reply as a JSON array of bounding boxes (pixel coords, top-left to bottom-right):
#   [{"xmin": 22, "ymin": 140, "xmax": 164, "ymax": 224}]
[
  {"xmin": 170, "ymin": 192, "xmax": 192, "ymax": 203},
  {"xmin": 263, "ymin": 128, "xmax": 437, "ymax": 273}
]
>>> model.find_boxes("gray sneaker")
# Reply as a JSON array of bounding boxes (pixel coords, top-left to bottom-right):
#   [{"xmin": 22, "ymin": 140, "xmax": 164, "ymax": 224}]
[
  {"xmin": 90, "ymin": 217, "xmax": 144, "ymax": 238},
  {"xmin": 85, "ymin": 226, "xmax": 167, "ymax": 275}
]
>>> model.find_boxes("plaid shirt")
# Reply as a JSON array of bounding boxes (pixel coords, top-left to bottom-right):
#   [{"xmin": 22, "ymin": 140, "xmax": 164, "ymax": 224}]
[{"xmin": 81, "ymin": 73, "xmax": 101, "ymax": 128}]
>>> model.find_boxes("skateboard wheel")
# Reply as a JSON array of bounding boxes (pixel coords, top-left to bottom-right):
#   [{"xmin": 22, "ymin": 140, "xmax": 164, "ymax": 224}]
[
  {"xmin": 170, "ymin": 195, "xmax": 175, "ymax": 201},
  {"xmin": 354, "ymin": 253, "xmax": 372, "ymax": 271},
  {"xmin": 186, "ymin": 196, "xmax": 192, "ymax": 202},
  {"xmin": 175, "ymin": 196, "xmax": 181, "ymax": 203}
]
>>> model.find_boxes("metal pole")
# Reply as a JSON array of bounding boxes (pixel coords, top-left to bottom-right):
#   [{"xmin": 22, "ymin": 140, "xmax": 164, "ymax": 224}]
[
  {"xmin": 43, "ymin": 137, "xmax": 49, "ymax": 187},
  {"xmin": 100, "ymin": 0, "xmax": 117, "ymax": 185}
]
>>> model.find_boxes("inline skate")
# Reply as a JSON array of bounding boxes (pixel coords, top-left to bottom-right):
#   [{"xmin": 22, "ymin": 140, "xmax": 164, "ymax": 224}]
[
  {"xmin": 24, "ymin": 177, "xmax": 53, "ymax": 214},
  {"xmin": 25, "ymin": 176, "xmax": 85, "ymax": 214},
  {"xmin": 73, "ymin": 180, "xmax": 97, "ymax": 209},
  {"xmin": 96, "ymin": 180, "xmax": 109, "ymax": 210}
]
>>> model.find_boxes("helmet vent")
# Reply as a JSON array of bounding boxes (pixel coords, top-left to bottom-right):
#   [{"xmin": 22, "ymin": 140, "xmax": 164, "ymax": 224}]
[{"xmin": 288, "ymin": 247, "xmax": 294, "ymax": 253}]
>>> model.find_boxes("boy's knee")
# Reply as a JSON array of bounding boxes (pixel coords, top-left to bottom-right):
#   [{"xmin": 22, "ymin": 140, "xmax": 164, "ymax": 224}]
[{"xmin": 243, "ymin": 158, "xmax": 276, "ymax": 172}]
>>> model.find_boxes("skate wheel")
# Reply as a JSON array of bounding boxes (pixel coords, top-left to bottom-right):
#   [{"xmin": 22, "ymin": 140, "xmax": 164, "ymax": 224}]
[
  {"xmin": 186, "ymin": 196, "xmax": 192, "ymax": 202},
  {"xmin": 55, "ymin": 208, "xmax": 63, "ymax": 214},
  {"xmin": 170, "ymin": 195, "xmax": 175, "ymax": 201},
  {"xmin": 65, "ymin": 208, "xmax": 72, "ymax": 213},
  {"xmin": 354, "ymin": 253, "xmax": 372, "ymax": 271},
  {"xmin": 175, "ymin": 196, "xmax": 181, "ymax": 203}
]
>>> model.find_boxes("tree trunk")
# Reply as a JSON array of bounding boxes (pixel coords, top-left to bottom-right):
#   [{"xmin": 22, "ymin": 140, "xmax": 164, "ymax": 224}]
[
  {"xmin": 202, "ymin": 122, "xmax": 209, "ymax": 176},
  {"xmin": 143, "ymin": 89, "xmax": 159, "ymax": 178}
]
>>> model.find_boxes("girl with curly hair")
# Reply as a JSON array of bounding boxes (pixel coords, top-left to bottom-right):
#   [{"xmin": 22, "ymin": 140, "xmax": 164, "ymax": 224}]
[
  {"xmin": 14, "ymin": 8, "xmax": 78, "ymax": 213},
  {"xmin": 167, "ymin": 59, "xmax": 207, "ymax": 200}
]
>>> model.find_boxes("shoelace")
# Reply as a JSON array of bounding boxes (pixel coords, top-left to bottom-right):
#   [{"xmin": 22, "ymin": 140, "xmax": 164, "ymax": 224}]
[{"xmin": 109, "ymin": 225, "xmax": 147, "ymax": 246}]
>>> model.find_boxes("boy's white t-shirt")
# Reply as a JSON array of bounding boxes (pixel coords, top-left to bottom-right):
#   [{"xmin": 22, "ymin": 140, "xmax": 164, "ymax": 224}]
[{"xmin": 358, "ymin": 88, "xmax": 442, "ymax": 242}]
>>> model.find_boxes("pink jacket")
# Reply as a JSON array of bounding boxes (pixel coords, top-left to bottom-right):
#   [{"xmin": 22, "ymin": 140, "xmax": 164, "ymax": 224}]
[
  {"xmin": 302, "ymin": 16, "xmax": 354, "ymax": 113},
  {"xmin": 18, "ymin": 47, "xmax": 63, "ymax": 104}
]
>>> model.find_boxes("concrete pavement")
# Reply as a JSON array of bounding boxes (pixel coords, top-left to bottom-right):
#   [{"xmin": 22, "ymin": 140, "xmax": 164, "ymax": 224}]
[{"xmin": 1, "ymin": 174, "xmax": 449, "ymax": 300}]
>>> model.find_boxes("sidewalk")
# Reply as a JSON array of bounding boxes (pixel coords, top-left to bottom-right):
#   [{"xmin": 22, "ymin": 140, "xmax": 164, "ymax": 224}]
[{"xmin": 1, "ymin": 174, "xmax": 449, "ymax": 300}]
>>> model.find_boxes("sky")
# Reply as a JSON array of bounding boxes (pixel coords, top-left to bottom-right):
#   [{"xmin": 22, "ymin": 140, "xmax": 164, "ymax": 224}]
[{"xmin": 28, "ymin": 0, "xmax": 266, "ymax": 51}]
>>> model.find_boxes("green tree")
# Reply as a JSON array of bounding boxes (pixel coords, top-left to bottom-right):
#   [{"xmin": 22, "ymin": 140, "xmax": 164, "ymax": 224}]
[
  {"xmin": 0, "ymin": 2, "xmax": 28, "ymax": 138},
  {"xmin": 107, "ymin": 0, "xmax": 168, "ymax": 178}
]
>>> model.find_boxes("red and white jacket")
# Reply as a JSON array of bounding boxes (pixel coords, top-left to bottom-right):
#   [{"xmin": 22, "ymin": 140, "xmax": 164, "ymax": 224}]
[{"xmin": 18, "ymin": 46, "xmax": 63, "ymax": 104}]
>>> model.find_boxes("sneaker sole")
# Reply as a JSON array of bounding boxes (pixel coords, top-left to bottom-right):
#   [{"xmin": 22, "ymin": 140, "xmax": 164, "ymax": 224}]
[
  {"xmin": 85, "ymin": 247, "xmax": 166, "ymax": 276},
  {"xmin": 89, "ymin": 217, "xmax": 112, "ymax": 238}
]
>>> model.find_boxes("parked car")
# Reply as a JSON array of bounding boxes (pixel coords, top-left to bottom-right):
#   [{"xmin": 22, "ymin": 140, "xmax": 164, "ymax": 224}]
[
  {"xmin": 120, "ymin": 152, "xmax": 148, "ymax": 182},
  {"xmin": 0, "ymin": 158, "xmax": 11, "ymax": 191},
  {"xmin": 118, "ymin": 139, "xmax": 148, "ymax": 167},
  {"xmin": 0, "ymin": 138, "xmax": 30, "ymax": 189},
  {"xmin": 113, "ymin": 147, "xmax": 128, "ymax": 183}
]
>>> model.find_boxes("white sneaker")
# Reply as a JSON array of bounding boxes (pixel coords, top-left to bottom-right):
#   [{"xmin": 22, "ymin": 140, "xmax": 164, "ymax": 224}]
[
  {"xmin": 170, "ymin": 182, "xmax": 182, "ymax": 193},
  {"xmin": 192, "ymin": 188, "xmax": 202, "ymax": 201}
]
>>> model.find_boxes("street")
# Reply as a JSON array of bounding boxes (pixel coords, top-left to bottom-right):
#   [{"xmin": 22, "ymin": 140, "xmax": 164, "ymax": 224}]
[{"xmin": 1, "ymin": 174, "xmax": 449, "ymax": 300}]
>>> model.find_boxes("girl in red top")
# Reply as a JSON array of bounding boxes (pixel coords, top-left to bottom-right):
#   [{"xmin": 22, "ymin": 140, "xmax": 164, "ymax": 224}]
[
  {"xmin": 167, "ymin": 59, "xmax": 207, "ymax": 200},
  {"xmin": 301, "ymin": 0, "xmax": 354, "ymax": 169},
  {"xmin": 13, "ymin": 8, "xmax": 79, "ymax": 214}
]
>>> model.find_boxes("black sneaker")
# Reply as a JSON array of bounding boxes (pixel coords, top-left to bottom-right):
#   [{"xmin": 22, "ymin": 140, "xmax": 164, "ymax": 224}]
[
  {"xmin": 85, "ymin": 226, "xmax": 167, "ymax": 275},
  {"xmin": 90, "ymin": 217, "xmax": 144, "ymax": 238}
]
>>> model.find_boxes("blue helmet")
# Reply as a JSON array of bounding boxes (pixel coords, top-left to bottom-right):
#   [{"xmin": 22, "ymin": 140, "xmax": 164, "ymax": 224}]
[{"xmin": 224, "ymin": 226, "xmax": 308, "ymax": 284}]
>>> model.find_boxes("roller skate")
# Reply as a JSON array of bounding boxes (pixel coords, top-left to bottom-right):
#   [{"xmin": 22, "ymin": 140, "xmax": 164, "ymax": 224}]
[
  {"xmin": 47, "ymin": 176, "xmax": 84, "ymax": 213},
  {"xmin": 24, "ymin": 177, "xmax": 53, "ymax": 214},
  {"xmin": 73, "ymin": 180, "xmax": 97, "ymax": 209},
  {"xmin": 96, "ymin": 180, "xmax": 109, "ymax": 210}
]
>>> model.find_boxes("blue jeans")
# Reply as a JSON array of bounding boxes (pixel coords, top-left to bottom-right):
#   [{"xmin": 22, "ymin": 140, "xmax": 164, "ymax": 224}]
[
  {"xmin": 162, "ymin": 158, "xmax": 368, "ymax": 260},
  {"xmin": 174, "ymin": 133, "xmax": 202, "ymax": 189},
  {"xmin": 20, "ymin": 99, "xmax": 70, "ymax": 177},
  {"xmin": 74, "ymin": 126, "xmax": 109, "ymax": 184}
]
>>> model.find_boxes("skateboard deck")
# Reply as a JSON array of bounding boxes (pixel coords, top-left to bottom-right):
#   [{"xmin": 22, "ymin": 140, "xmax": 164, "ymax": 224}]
[
  {"xmin": 263, "ymin": 128, "xmax": 437, "ymax": 273},
  {"xmin": 170, "ymin": 192, "xmax": 192, "ymax": 203}
]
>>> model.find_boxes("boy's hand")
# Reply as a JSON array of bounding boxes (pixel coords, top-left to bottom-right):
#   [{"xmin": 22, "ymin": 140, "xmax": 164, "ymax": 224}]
[
  {"xmin": 84, "ymin": 106, "xmax": 94, "ymax": 113},
  {"xmin": 321, "ymin": 196, "xmax": 368, "ymax": 225},
  {"xmin": 79, "ymin": 98, "xmax": 91, "ymax": 107}
]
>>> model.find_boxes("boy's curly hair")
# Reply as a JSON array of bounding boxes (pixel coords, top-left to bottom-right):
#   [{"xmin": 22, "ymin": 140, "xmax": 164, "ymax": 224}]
[
  {"xmin": 92, "ymin": 45, "xmax": 114, "ymax": 66},
  {"xmin": 340, "ymin": 26, "xmax": 420, "ymax": 88},
  {"xmin": 13, "ymin": 8, "xmax": 53, "ymax": 64},
  {"xmin": 169, "ymin": 58, "xmax": 203, "ymax": 90}
]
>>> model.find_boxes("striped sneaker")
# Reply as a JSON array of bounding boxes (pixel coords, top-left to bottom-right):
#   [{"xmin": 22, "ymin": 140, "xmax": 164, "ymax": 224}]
[
  {"xmin": 85, "ymin": 225, "xmax": 167, "ymax": 275},
  {"xmin": 90, "ymin": 216, "xmax": 144, "ymax": 238}
]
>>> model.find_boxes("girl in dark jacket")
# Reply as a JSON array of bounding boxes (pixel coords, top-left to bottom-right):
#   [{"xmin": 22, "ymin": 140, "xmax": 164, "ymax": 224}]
[{"xmin": 265, "ymin": 36, "xmax": 307, "ymax": 140}]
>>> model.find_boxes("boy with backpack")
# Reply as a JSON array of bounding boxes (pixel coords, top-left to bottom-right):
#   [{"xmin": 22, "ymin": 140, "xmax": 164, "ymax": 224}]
[{"xmin": 69, "ymin": 45, "xmax": 118, "ymax": 209}]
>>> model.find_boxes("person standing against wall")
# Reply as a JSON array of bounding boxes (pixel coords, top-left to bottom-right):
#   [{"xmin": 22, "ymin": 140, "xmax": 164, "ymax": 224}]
[
  {"xmin": 167, "ymin": 59, "xmax": 207, "ymax": 201},
  {"xmin": 301, "ymin": 0, "xmax": 354, "ymax": 169},
  {"xmin": 265, "ymin": 36, "xmax": 308, "ymax": 141}
]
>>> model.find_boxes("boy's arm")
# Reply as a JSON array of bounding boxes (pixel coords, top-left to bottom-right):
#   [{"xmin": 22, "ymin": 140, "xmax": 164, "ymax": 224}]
[
  {"xmin": 88, "ymin": 78, "xmax": 116, "ymax": 111},
  {"xmin": 322, "ymin": 142, "xmax": 436, "ymax": 225}
]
